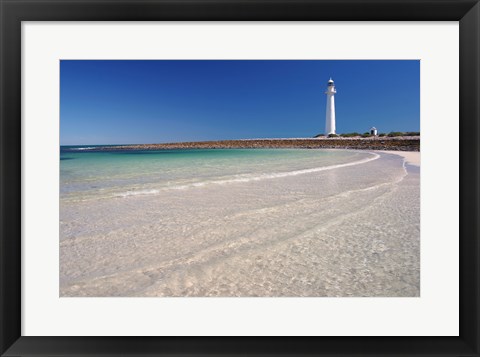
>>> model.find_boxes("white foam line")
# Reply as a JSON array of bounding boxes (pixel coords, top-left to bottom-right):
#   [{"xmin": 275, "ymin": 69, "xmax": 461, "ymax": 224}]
[
  {"xmin": 115, "ymin": 189, "xmax": 160, "ymax": 198},
  {"xmin": 198, "ymin": 152, "xmax": 380, "ymax": 185},
  {"xmin": 115, "ymin": 152, "xmax": 380, "ymax": 198}
]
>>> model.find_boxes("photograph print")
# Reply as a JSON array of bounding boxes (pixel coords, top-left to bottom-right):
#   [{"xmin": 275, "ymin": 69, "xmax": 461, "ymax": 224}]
[{"xmin": 60, "ymin": 60, "xmax": 420, "ymax": 297}]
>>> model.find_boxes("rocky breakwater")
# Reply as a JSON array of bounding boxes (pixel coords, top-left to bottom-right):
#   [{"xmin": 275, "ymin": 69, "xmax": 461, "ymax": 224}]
[{"xmin": 102, "ymin": 136, "xmax": 420, "ymax": 152}]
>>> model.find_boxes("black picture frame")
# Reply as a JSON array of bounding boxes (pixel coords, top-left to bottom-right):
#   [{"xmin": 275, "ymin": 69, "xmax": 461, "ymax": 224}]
[{"xmin": 1, "ymin": 0, "xmax": 479, "ymax": 356}]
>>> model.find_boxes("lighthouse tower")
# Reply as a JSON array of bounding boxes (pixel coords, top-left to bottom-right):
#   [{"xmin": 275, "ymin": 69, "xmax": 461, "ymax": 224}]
[{"xmin": 325, "ymin": 78, "xmax": 336, "ymax": 135}]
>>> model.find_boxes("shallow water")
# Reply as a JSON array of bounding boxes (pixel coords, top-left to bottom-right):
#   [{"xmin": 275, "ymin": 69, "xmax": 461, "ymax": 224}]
[{"xmin": 60, "ymin": 148, "xmax": 420, "ymax": 297}]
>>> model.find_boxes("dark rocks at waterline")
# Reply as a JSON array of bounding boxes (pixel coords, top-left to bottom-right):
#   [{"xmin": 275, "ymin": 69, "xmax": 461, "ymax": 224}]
[{"xmin": 98, "ymin": 137, "xmax": 420, "ymax": 152}]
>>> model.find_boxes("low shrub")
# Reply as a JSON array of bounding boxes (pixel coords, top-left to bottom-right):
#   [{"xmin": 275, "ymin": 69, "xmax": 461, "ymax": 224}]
[
  {"xmin": 387, "ymin": 131, "xmax": 405, "ymax": 137},
  {"xmin": 328, "ymin": 133, "xmax": 339, "ymax": 138},
  {"xmin": 378, "ymin": 133, "xmax": 386, "ymax": 137},
  {"xmin": 340, "ymin": 132, "xmax": 361, "ymax": 137}
]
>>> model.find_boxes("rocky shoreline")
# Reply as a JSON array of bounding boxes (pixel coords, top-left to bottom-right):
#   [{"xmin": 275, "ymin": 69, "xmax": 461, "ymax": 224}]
[{"xmin": 101, "ymin": 136, "xmax": 420, "ymax": 152}]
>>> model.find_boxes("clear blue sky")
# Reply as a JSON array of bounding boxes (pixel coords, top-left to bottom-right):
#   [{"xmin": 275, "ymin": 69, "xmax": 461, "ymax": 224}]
[{"xmin": 60, "ymin": 60, "xmax": 420, "ymax": 145}]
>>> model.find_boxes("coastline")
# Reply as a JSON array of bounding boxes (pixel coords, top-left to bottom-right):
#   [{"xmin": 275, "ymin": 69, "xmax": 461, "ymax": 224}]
[
  {"xmin": 94, "ymin": 136, "xmax": 420, "ymax": 152},
  {"xmin": 380, "ymin": 150, "xmax": 420, "ymax": 167}
]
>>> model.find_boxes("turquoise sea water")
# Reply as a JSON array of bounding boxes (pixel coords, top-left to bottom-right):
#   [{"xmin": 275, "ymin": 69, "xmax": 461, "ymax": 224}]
[{"xmin": 60, "ymin": 147, "xmax": 369, "ymax": 201}]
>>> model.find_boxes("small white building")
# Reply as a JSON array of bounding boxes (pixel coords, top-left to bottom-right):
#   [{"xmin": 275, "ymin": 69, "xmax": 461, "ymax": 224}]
[{"xmin": 370, "ymin": 127, "xmax": 378, "ymax": 136}]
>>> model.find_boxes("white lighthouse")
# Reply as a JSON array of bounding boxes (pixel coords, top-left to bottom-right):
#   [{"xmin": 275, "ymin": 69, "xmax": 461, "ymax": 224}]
[{"xmin": 325, "ymin": 78, "xmax": 336, "ymax": 135}]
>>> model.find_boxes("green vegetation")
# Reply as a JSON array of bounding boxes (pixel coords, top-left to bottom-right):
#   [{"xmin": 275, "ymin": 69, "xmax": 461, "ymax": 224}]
[
  {"xmin": 340, "ymin": 132, "xmax": 361, "ymax": 137},
  {"xmin": 315, "ymin": 131, "xmax": 419, "ymax": 138},
  {"xmin": 387, "ymin": 132, "xmax": 405, "ymax": 137},
  {"xmin": 386, "ymin": 131, "xmax": 420, "ymax": 137}
]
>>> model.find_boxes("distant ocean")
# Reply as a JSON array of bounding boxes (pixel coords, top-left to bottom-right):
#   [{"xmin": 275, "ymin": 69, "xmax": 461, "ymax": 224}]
[{"xmin": 60, "ymin": 147, "xmax": 420, "ymax": 297}]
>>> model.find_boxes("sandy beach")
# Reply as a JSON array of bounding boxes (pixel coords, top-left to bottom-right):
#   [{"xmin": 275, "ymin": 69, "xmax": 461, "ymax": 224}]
[
  {"xmin": 381, "ymin": 150, "xmax": 420, "ymax": 166},
  {"xmin": 60, "ymin": 149, "xmax": 420, "ymax": 297}
]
